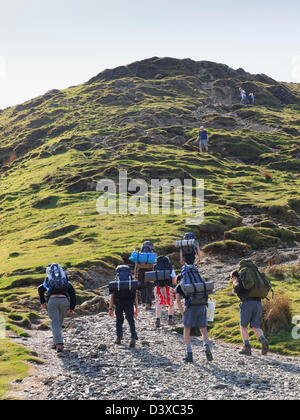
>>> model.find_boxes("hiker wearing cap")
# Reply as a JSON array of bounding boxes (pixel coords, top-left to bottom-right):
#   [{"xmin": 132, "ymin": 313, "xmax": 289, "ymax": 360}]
[
  {"xmin": 175, "ymin": 267, "xmax": 214, "ymax": 363},
  {"xmin": 197, "ymin": 126, "xmax": 209, "ymax": 153},
  {"xmin": 239, "ymin": 88, "xmax": 248, "ymax": 105},
  {"xmin": 38, "ymin": 263, "xmax": 77, "ymax": 353},
  {"xmin": 231, "ymin": 269, "xmax": 269, "ymax": 356}
]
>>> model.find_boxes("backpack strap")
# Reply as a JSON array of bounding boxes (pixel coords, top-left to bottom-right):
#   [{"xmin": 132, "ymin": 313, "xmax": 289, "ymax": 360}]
[
  {"xmin": 188, "ymin": 269, "xmax": 198, "ymax": 294},
  {"xmin": 117, "ymin": 272, "xmax": 121, "ymax": 291},
  {"xmin": 200, "ymin": 275, "xmax": 208, "ymax": 301}
]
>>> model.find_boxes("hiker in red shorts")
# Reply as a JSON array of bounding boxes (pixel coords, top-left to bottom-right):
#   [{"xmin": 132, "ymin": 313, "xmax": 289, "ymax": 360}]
[{"xmin": 146, "ymin": 256, "xmax": 177, "ymax": 328}]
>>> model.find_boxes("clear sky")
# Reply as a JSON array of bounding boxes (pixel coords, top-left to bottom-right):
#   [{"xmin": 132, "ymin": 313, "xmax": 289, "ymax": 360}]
[{"xmin": 0, "ymin": 0, "xmax": 299, "ymax": 109}]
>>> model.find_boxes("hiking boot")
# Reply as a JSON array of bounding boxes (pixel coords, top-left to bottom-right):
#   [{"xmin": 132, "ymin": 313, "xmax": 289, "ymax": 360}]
[
  {"xmin": 205, "ymin": 348, "xmax": 214, "ymax": 362},
  {"xmin": 115, "ymin": 339, "xmax": 122, "ymax": 345},
  {"xmin": 168, "ymin": 318, "xmax": 174, "ymax": 326},
  {"xmin": 155, "ymin": 319, "xmax": 161, "ymax": 328},
  {"xmin": 56, "ymin": 344, "xmax": 64, "ymax": 353},
  {"xmin": 145, "ymin": 304, "xmax": 152, "ymax": 311},
  {"xmin": 261, "ymin": 338, "xmax": 269, "ymax": 356},
  {"xmin": 239, "ymin": 346, "xmax": 252, "ymax": 356},
  {"xmin": 129, "ymin": 340, "xmax": 136, "ymax": 348},
  {"xmin": 183, "ymin": 352, "xmax": 194, "ymax": 363}
]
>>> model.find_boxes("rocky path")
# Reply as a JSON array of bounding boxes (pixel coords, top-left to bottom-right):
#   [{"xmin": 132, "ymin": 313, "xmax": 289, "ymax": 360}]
[{"xmin": 10, "ymin": 307, "xmax": 300, "ymax": 401}]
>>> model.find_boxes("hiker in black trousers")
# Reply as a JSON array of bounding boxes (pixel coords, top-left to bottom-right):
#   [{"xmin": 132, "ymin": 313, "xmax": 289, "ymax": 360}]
[{"xmin": 109, "ymin": 286, "xmax": 139, "ymax": 348}]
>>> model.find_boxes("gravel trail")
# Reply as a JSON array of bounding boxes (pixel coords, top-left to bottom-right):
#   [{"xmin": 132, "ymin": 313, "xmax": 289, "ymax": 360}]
[{"xmin": 10, "ymin": 308, "xmax": 300, "ymax": 401}]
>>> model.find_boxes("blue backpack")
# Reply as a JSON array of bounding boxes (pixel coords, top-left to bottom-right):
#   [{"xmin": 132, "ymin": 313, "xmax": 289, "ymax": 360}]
[
  {"xmin": 129, "ymin": 241, "xmax": 157, "ymax": 264},
  {"xmin": 181, "ymin": 265, "xmax": 212, "ymax": 306},
  {"xmin": 43, "ymin": 263, "xmax": 69, "ymax": 292}
]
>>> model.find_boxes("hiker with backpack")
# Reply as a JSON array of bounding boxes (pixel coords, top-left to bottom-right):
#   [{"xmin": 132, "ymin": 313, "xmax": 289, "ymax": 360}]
[
  {"xmin": 175, "ymin": 265, "xmax": 214, "ymax": 363},
  {"xmin": 109, "ymin": 265, "xmax": 139, "ymax": 348},
  {"xmin": 176, "ymin": 233, "xmax": 201, "ymax": 266},
  {"xmin": 145, "ymin": 256, "xmax": 177, "ymax": 328},
  {"xmin": 231, "ymin": 259, "xmax": 271, "ymax": 356},
  {"xmin": 132, "ymin": 241, "xmax": 156, "ymax": 310},
  {"xmin": 38, "ymin": 263, "xmax": 77, "ymax": 353},
  {"xmin": 197, "ymin": 126, "xmax": 209, "ymax": 153}
]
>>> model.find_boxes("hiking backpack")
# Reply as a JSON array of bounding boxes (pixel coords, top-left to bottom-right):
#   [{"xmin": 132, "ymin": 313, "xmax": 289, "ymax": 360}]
[
  {"xmin": 145, "ymin": 256, "xmax": 173, "ymax": 287},
  {"xmin": 43, "ymin": 263, "xmax": 69, "ymax": 292},
  {"xmin": 108, "ymin": 265, "xmax": 140, "ymax": 293},
  {"xmin": 176, "ymin": 233, "xmax": 197, "ymax": 264},
  {"xmin": 238, "ymin": 259, "xmax": 273, "ymax": 299},
  {"xmin": 129, "ymin": 241, "xmax": 157, "ymax": 265},
  {"xmin": 180, "ymin": 265, "xmax": 214, "ymax": 306}
]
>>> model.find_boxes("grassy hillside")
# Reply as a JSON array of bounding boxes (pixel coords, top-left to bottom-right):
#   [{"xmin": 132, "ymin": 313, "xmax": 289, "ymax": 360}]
[{"xmin": 0, "ymin": 57, "xmax": 299, "ymax": 395}]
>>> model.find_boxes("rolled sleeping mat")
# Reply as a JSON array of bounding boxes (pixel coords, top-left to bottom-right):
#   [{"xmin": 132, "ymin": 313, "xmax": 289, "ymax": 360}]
[
  {"xmin": 182, "ymin": 282, "xmax": 214, "ymax": 296},
  {"xmin": 109, "ymin": 281, "xmax": 140, "ymax": 292},
  {"xmin": 129, "ymin": 251, "xmax": 157, "ymax": 264},
  {"xmin": 175, "ymin": 239, "xmax": 196, "ymax": 248},
  {"xmin": 145, "ymin": 270, "xmax": 172, "ymax": 282}
]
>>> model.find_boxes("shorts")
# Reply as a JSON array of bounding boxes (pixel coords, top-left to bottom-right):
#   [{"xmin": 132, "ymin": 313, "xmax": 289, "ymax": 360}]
[
  {"xmin": 184, "ymin": 304, "xmax": 207, "ymax": 328},
  {"xmin": 240, "ymin": 300, "xmax": 262, "ymax": 328},
  {"xmin": 155, "ymin": 286, "xmax": 175, "ymax": 307},
  {"xmin": 199, "ymin": 139, "xmax": 208, "ymax": 148}
]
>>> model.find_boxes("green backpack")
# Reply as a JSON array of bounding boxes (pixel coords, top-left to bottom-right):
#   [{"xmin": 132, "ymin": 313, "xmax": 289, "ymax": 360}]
[{"xmin": 238, "ymin": 259, "xmax": 273, "ymax": 299}]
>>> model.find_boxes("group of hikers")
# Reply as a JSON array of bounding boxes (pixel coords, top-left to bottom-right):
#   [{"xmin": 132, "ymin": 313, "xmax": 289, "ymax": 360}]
[
  {"xmin": 38, "ymin": 232, "xmax": 271, "ymax": 363},
  {"xmin": 196, "ymin": 88, "xmax": 255, "ymax": 154},
  {"xmin": 239, "ymin": 88, "xmax": 255, "ymax": 106}
]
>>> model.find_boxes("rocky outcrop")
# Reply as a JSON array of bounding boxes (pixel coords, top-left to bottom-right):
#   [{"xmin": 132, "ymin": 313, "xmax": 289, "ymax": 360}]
[{"xmin": 77, "ymin": 296, "xmax": 108, "ymax": 315}]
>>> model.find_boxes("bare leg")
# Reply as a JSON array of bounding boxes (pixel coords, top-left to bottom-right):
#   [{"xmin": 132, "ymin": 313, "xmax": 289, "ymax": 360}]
[
  {"xmin": 168, "ymin": 305, "xmax": 174, "ymax": 317},
  {"xmin": 241, "ymin": 326, "xmax": 249, "ymax": 342},
  {"xmin": 200, "ymin": 328, "xmax": 209, "ymax": 343},
  {"xmin": 252, "ymin": 327, "xmax": 264, "ymax": 338},
  {"xmin": 184, "ymin": 327, "xmax": 191, "ymax": 344},
  {"xmin": 156, "ymin": 302, "xmax": 162, "ymax": 319}
]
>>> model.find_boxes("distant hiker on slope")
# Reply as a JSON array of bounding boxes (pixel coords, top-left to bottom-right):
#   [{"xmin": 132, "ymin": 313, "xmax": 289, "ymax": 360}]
[
  {"xmin": 231, "ymin": 260, "xmax": 271, "ymax": 356},
  {"xmin": 239, "ymin": 88, "xmax": 248, "ymax": 105},
  {"xmin": 145, "ymin": 256, "xmax": 177, "ymax": 328},
  {"xmin": 176, "ymin": 265, "xmax": 214, "ymax": 363},
  {"xmin": 109, "ymin": 265, "xmax": 139, "ymax": 348},
  {"xmin": 38, "ymin": 263, "xmax": 77, "ymax": 353},
  {"xmin": 248, "ymin": 92, "xmax": 255, "ymax": 105},
  {"xmin": 197, "ymin": 126, "xmax": 209, "ymax": 153}
]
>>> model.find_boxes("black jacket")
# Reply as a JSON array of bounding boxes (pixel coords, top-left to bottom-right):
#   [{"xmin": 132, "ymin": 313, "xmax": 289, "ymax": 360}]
[{"xmin": 38, "ymin": 280, "xmax": 77, "ymax": 310}]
